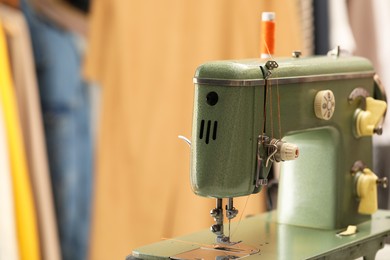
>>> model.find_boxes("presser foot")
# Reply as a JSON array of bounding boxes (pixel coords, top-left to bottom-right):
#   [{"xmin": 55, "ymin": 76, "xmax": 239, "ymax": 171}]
[
  {"xmin": 216, "ymin": 235, "xmax": 242, "ymax": 246},
  {"xmin": 210, "ymin": 198, "xmax": 240, "ymax": 246}
]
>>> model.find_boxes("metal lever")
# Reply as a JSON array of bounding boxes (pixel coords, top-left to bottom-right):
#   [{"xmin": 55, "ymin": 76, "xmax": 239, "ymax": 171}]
[{"xmin": 178, "ymin": 135, "xmax": 191, "ymax": 147}]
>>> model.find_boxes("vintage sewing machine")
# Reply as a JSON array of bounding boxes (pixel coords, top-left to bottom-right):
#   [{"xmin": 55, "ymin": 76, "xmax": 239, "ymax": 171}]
[{"xmin": 129, "ymin": 50, "xmax": 390, "ymax": 259}]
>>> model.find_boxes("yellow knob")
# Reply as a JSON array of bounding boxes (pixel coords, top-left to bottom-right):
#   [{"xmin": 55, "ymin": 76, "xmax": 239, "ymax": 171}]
[
  {"xmin": 356, "ymin": 168, "xmax": 378, "ymax": 215},
  {"xmin": 356, "ymin": 97, "xmax": 387, "ymax": 137}
]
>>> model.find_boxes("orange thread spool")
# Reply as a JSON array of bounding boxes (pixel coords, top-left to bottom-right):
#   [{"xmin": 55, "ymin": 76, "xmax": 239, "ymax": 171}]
[{"xmin": 260, "ymin": 12, "xmax": 275, "ymax": 59}]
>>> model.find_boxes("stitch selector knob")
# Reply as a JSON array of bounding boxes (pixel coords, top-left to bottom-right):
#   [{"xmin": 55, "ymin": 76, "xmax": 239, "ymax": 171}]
[{"xmin": 314, "ymin": 90, "xmax": 335, "ymax": 120}]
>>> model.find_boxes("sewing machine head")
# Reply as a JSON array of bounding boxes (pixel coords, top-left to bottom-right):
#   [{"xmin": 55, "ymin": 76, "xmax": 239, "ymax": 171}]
[{"xmin": 190, "ymin": 52, "xmax": 387, "ymax": 244}]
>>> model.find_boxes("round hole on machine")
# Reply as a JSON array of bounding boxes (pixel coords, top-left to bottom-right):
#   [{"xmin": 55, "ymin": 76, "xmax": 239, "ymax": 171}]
[{"xmin": 206, "ymin": 91, "xmax": 219, "ymax": 106}]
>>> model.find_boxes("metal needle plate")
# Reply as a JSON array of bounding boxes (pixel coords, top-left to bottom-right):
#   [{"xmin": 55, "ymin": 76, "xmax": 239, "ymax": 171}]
[{"xmin": 170, "ymin": 243, "xmax": 259, "ymax": 260}]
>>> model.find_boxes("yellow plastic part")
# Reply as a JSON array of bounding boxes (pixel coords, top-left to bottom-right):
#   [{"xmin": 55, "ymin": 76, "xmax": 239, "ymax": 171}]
[
  {"xmin": 357, "ymin": 168, "xmax": 378, "ymax": 215},
  {"xmin": 338, "ymin": 225, "xmax": 358, "ymax": 236},
  {"xmin": 356, "ymin": 97, "xmax": 387, "ymax": 137}
]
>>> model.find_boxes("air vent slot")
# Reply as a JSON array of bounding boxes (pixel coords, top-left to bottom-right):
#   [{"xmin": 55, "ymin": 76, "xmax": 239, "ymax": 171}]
[
  {"xmin": 199, "ymin": 120, "xmax": 205, "ymax": 139},
  {"xmin": 206, "ymin": 120, "xmax": 211, "ymax": 144},
  {"xmin": 212, "ymin": 121, "xmax": 218, "ymax": 140},
  {"xmin": 199, "ymin": 120, "xmax": 218, "ymax": 144}
]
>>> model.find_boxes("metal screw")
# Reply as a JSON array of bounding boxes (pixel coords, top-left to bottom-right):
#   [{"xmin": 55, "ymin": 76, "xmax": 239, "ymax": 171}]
[
  {"xmin": 211, "ymin": 224, "xmax": 222, "ymax": 233},
  {"xmin": 210, "ymin": 208, "xmax": 218, "ymax": 217},
  {"xmin": 226, "ymin": 208, "xmax": 238, "ymax": 219},
  {"xmin": 292, "ymin": 50, "xmax": 302, "ymax": 58}
]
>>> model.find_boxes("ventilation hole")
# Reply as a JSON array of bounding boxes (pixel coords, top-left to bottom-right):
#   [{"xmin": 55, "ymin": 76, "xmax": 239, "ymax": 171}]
[
  {"xmin": 199, "ymin": 120, "xmax": 205, "ymax": 139},
  {"xmin": 206, "ymin": 91, "xmax": 219, "ymax": 106},
  {"xmin": 206, "ymin": 120, "xmax": 211, "ymax": 144},
  {"xmin": 212, "ymin": 121, "xmax": 218, "ymax": 140}
]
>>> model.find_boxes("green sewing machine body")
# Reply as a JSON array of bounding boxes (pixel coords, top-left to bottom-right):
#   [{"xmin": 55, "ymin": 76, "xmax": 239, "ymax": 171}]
[
  {"xmin": 192, "ymin": 55, "xmax": 381, "ymax": 229},
  {"xmin": 130, "ymin": 55, "xmax": 390, "ymax": 259}
]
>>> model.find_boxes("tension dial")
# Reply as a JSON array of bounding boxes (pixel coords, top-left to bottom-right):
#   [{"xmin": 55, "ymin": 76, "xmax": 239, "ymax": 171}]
[{"xmin": 314, "ymin": 90, "xmax": 335, "ymax": 120}]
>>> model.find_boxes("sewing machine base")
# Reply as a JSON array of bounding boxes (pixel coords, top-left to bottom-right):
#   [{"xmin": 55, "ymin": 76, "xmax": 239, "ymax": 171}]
[{"xmin": 129, "ymin": 210, "xmax": 390, "ymax": 260}]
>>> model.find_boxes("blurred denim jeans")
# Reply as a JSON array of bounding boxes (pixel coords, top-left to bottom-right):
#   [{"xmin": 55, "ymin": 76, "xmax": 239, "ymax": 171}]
[{"xmin": 21, "ymin": 1, "xmax": 92, "ymax": 260}]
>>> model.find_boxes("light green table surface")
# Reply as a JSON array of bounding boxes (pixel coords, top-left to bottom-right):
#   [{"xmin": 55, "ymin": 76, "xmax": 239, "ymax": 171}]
[{"xmin": 130, "ymin": 210, "xmax": 390, "ymax": 260}]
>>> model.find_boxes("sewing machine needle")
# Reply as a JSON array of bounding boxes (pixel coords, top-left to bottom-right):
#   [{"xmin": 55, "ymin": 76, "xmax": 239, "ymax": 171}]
[{"xmin": 228, "ymin": 218, "xmax": 231, "ymax": 240}]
